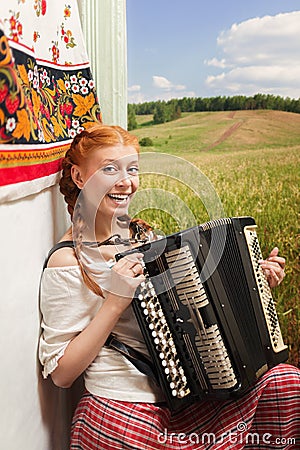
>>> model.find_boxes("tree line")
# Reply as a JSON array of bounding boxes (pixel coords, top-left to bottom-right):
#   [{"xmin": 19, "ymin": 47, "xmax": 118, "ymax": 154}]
[{"xmin": 128, "ymin": 93, "xmax": 300, "ymax": 130}]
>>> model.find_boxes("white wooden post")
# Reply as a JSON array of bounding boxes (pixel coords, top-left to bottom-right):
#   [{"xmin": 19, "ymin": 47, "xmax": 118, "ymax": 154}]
[{"xmin": 77, "ymin": 0, "xmax": 128, "ymax": 128}]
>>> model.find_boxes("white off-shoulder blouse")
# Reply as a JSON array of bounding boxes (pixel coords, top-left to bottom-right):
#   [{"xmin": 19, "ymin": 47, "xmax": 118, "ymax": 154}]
[{"xmin": 39, "ymin": 253, "xmax": 163, "ymax": 403}]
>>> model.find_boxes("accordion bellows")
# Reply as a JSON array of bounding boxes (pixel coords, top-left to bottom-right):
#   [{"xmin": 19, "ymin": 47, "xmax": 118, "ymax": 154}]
[{"xmin": 117, "ymin": 217, "xmax": 288, "ymax": 411}]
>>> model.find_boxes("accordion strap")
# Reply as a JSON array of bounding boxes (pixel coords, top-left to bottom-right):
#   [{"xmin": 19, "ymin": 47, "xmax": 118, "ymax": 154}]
[
  {"xmin": 105, "ymin": 334, "xmax": 159, "ymax": 384},
  {"xmin": 43, "ymin": 240, "xmax": 75, "ymax": 269}
]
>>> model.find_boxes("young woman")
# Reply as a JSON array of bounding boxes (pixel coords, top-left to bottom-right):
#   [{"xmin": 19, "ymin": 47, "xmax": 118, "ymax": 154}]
[{"xmin": 39, "ymin": 123, "xmax": 300, "ymax": 449}]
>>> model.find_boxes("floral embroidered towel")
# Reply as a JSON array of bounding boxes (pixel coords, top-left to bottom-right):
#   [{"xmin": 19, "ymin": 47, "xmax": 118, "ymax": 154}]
[{"xmin": 0, "ymin": 0, "xmax": 102, "ymax": 202}]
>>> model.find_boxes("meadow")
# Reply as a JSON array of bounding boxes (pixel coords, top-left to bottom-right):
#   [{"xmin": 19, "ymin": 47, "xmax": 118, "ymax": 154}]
[{"xmin": 130, "ymin": 110, "xmax": 300, "ymax": 367}]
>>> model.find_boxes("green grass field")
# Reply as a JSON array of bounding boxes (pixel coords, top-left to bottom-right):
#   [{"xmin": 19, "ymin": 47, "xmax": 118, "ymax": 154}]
[{"xmin": 131, "ymin": 110, "xmax": 300, "ymax": 367}]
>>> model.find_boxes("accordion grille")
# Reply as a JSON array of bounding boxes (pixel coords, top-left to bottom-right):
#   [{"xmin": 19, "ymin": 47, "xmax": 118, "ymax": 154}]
[
  {"xmin": 194, "ymin": 326, "xmax": 237, "ymax": 389},
  {"xmin": 165, "ymin": 244, "xmax": 238, "ymax": 389},
  {"xmin": 164, "ymin": 245, "xmax": 209, "ymax": 309}
]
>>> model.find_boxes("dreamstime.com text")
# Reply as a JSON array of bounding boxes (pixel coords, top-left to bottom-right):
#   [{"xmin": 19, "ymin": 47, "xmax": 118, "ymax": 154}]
[{"xmin": 157, "ymin": 422, "xmax": 296, "ymax": 446}]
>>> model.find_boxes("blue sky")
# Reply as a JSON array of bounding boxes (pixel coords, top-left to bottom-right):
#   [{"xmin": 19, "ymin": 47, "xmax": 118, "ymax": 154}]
[{"xmin": 126, "ymin": 0, "xmax": 300, "ymax": 103}]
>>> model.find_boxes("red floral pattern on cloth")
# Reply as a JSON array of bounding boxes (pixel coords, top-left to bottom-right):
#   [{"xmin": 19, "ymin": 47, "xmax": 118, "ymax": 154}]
[{"xmin": 0, "ymin": 0, "xmax": 102, "ymax": 201}]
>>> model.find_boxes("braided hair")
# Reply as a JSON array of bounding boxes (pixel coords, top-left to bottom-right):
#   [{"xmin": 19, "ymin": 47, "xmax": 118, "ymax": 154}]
[{"xmin": 59, "ymin": 123, "xmax": 140, "ymax": 297}]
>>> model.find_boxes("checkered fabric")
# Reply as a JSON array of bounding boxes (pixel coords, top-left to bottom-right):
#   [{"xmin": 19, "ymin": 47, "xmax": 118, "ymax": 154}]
[
  {"xmin": 70, "ymin": 363, "xmax": 300, "ymax": 449},
  {"xmin": 71, "ymin": 364, "xmax": 300, "ymax": 450}
]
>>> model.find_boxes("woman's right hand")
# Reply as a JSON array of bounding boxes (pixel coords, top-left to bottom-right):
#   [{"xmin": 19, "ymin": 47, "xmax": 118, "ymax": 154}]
[{"xmin": 109, "ymin": 252, "xmax": 145, "ymax": 303}]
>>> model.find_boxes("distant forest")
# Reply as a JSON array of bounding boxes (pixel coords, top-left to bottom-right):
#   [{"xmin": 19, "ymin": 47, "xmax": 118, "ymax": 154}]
[{"xmin": 127, "ymin": 93, "xmax": 300, "ymax": 130}]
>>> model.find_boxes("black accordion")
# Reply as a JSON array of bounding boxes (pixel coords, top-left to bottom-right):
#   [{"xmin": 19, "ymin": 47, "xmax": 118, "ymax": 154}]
[{"xmin": 116, "ymin": 216, "xmax": 288, "ymax": 411}]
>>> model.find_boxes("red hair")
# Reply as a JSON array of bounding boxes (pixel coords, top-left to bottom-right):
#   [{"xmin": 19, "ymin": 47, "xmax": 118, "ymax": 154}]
[
  {"xmin": 59, "ymin": 123, "xmax": 140, "ymax": 297},
  {"xmin": 60, "ymin": 123, "xmax": 140, "ymax": 218}
]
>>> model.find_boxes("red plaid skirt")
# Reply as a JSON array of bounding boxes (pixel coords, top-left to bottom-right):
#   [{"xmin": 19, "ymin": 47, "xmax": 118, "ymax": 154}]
[{"xmin": 70, "ymin": 364, "xmax": 300, "ymax": 449}]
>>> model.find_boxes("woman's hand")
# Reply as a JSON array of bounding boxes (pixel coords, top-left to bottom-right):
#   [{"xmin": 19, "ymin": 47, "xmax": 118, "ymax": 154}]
[
  {"xmin": 110, "ymin": 252, "xmax": 145, "ymax": 300},
  {"xmin": 259, "ymin": 247, "xmax": 286, "ymax": 288}
]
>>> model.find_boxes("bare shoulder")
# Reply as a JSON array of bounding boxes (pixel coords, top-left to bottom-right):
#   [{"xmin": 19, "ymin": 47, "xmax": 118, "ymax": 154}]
[{"xmin": 47, "ymin": 245, "xmax": 79, "ymax": 268}]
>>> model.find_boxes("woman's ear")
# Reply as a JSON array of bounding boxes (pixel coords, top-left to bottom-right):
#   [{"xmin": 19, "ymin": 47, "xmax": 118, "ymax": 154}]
[{"xmin": 71, "ymin": 165, "xmax": 84, "ymax": 189}]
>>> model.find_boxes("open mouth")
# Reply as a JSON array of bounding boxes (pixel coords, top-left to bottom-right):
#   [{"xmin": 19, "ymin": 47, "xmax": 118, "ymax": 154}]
[{"xmin": 107, "ymin": 193, "xmax": 130, "ymax": 203}]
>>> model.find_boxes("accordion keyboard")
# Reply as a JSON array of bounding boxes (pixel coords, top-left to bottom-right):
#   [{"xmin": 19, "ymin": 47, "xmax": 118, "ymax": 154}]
[
  {"xmin": 138, "ymin": 280, "xmax": 191, "ymax": 399},
  {"xmin": 244, "ymin": 226, "xmax": 286, "ymax": 353}
]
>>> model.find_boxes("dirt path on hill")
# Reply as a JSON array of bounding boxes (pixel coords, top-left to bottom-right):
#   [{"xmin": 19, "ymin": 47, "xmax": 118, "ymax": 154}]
[
  {"xmin": 205, "ymin": 115, "xmax": 242, "ymax": 150},
  {"xmin": 227, "ymin": 111, "xmax": 236, "ymax": 119}
]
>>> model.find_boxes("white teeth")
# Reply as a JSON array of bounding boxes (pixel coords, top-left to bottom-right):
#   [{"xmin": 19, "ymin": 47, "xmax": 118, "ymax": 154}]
[{"xmin": 108, "ymin": 194, "xmax": 129, "ymax": 201}]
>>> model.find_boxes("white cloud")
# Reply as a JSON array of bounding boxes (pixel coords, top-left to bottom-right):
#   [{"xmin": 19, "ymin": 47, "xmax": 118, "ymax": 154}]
[
  {"xmin": 128, "ymin": 84, "xmax": 141, "ymax": 92},
  {"xmin": 127, "ymin": 85, "xmax": 145, "ymax": 104},
  {"xmin": 128, "ymin": 77, "xmax": 195, "ymax": 103},
  {"xmin": 128, "ymin": 91, "xmax": 147, "ymax": 104},
  {"xmin": 153, "ymin": 75, "xmax": 172, "ymax": 90},
  {"xmin": 145, "ymin": 75, "xmax": 195, "ymax": 101},
  {"xmin": 205, "ymin": 58, "xmax": 227, "ymax": 69},
  {"xmin": 151, "ymin": 90, "xmax": 196, "ymax": 102},
  {"xmin": 205, "ymin": 11, "xmax": 300, "ymax": 98},
  {"xmin": 153, "ymin": 75, "xmax": 186, "ymax": 92}
]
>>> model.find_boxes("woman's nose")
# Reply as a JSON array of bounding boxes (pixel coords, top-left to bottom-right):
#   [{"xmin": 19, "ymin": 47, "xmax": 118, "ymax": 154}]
[{"xmin": 116, "ymin": 173, "xmax": 132, "ymax": 187}]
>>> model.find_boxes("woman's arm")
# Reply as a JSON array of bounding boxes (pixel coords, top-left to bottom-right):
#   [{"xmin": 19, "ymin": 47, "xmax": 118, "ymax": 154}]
[
  {"xmin": 50, "ymin": 252, "xmax": 145, "ymax": 388},
  {"xmin": 51, "ymin": 293, "xmax": 130, "ymax": 387}
]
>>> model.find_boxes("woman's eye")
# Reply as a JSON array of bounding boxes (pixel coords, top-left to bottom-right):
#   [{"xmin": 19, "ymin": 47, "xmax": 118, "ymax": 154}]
[
  {"xmin": 103, "ymin": 165, "xmax": 117, "ymax": 173},
  {"xmin": 128, "ymin": 166, "xmax": 139, "ymax": 175}
]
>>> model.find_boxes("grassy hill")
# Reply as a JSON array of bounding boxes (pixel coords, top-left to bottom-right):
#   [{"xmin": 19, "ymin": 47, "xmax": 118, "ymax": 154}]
[
  {"xmin": 130, "ymin": 110, "xmax": 300, "ymax": 366},
  {"xmin": 134, "ymin": 110, "xmax": 300, "ymax": 153}
]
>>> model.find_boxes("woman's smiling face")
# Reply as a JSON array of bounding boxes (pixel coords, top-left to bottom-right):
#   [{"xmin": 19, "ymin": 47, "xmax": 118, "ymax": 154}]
[{"xmin": 71, "ymin": 144, "xmax": 139, "ymax": 220}]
